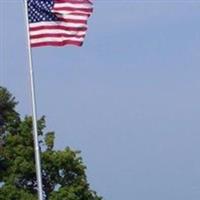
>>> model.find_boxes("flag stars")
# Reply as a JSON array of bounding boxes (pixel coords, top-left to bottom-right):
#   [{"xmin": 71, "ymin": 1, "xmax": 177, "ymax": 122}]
[{"xmin": 28, "ymin": 0, "xmax": 58, "ymax": 23}]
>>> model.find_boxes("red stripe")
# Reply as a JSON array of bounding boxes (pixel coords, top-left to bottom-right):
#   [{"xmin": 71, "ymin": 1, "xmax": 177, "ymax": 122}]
[
  {"xmin": 31, "ymin": 40, "xmax": 83, "ymax": 47},
  {"xmin": 53, "ymin": 7, "xmax": 93, "ymax": 13},
  {"xmin": 54, "ymin": 0, "xmax": 93, "ymax": 4},
  {"xmin": 30, "ymin": 33, "xmax": 85, "ymax": 39},
  {"xmin": 63, "ymin": 12, "xmax": 90, "ymax": 17},
  {"xmin": 56, "ymin": 17, "xmax": 87, "ymax": 24},
  {"xmin": 30, "ymin": 25, "xmax": 87, "ymax": 32}
]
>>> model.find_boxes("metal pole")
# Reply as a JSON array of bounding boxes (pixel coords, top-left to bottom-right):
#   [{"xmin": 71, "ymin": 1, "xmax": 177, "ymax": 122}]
[{"xmin": 24, "ymin": 1, "xmax": 43, "ymax": 200}]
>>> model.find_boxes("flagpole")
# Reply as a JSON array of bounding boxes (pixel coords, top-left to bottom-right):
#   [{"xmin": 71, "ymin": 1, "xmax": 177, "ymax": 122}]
[{"xmin": 24, "ymin": 1, "xmax": 43, "ymax": 200}]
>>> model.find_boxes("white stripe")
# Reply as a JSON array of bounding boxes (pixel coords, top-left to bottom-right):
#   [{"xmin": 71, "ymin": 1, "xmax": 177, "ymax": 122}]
[
  {"xmin": 52, "ymin": 9, "xmax": 91, "ymax": 15},
  {"xmin": 30, "ymin": 29, "xmax": 86, "ymax": 36},
  {"xmin": 31, "ymin": 37, "xmax": 84, "ymax": 44},
  {"xmin": 54, "ymin": 2, "xmax": 92, "ymax": 9},
  {"xmin": 61, "ymin": 14, "xmax": 89, "ymax": 20},
  {"xmin": 29, "ymin": 21, "xmax": 87, "ymax": 28}
]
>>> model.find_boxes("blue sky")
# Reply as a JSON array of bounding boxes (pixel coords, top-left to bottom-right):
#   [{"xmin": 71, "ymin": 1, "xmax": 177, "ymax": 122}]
[{"xmin": 1, "ymin": 1, "xmax": 200, "ymax": 199}]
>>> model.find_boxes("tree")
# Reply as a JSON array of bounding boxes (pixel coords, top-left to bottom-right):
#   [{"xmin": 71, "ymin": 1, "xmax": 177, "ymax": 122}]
[
  {"xmin": 0, "ymin": 87, "xmax": 102, "ymax": 200},
  {"xmin": 0, "ymin": 87, "xmax": 20, "ymax": 142}
]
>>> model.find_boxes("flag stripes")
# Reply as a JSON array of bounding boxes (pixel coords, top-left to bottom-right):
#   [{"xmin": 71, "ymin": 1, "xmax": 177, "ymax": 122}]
[{"xmin": 28, "ymin": 0, "xmax": 93, "ymax": 47}]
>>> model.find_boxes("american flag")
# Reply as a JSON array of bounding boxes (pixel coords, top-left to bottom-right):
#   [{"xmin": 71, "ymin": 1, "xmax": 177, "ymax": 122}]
[{"xmin": 27, "ymin": 0, "xmax": 93, "ymax": 47}]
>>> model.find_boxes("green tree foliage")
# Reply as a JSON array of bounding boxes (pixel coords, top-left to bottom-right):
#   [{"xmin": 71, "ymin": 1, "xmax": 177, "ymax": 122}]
[
  {"xmin": 0, "ymin": 87, "xmax": 20, "ymax": 141},
  {"xmin": 0, "ymin": 87, "xmax": 102, "ymax": 200}
]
